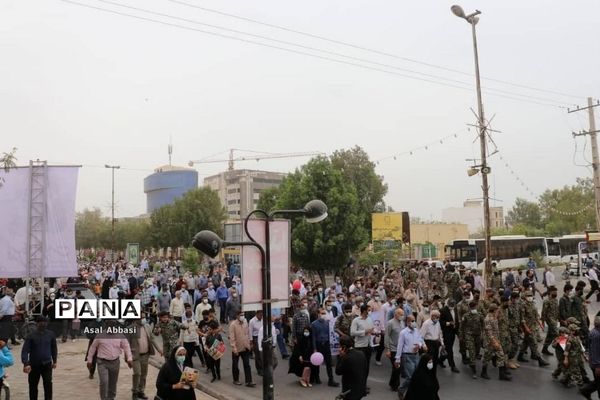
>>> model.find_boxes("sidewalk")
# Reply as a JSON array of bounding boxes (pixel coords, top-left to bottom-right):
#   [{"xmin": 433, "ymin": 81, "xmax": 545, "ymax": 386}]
[{"xmin": 8, "ymin": 340, "xmax": 217, "ymax": 400}]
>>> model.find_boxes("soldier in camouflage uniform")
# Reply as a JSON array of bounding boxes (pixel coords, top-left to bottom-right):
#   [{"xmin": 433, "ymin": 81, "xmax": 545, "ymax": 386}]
[
  {"xmin": 507, "ymin": 291, "xmax": 522, "ymax": 367},
  {"xmin": 551, "ymin": 326, "xmax": 569, "ymax": 380},
  {"xmin": 573, "ymin": 284, "xmax": 590, "ymax": 347},
  {"xmin": 460, "ymin": 301, "xmax": 483, "ymax": 378},
  {"xmin": 563, "ymin": 324, "xmax": 585, "ymax": 387},
  {"xmin": 481, "ymin": 288, "xmax": 496, "ymax": 315},
  {"xmin": 444, "ymin": 265, "xmax": 460, "ymax": 301},
  {"xmin": 518, "ymin": 291, "xmax": 550, "ymax": 367},
  {"xmin": 153, "ymin": 310, "xmax": 182, "ymax": 359},
  {"xmin": 541, "ymin": 286, "xmax": 559, "ymax": 355},
  {"xmin": 482, "ymin": 303, "xmax": 512, "ymax": 380},
  {"xmin": 456, "ymin": 291, "xmax": 472, "ymax": 364},
  {"xmin": 498, "ymin": 297, "xmax": 516, "ymax": 369},
  {"xmin": 490, "ymin": 271, "xmax": 503, "ymax": 292}
]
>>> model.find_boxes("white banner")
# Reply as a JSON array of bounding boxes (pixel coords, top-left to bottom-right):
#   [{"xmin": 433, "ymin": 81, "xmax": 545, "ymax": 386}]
[{"xmin": 0, "ymin": 166, "xmax": 79, "ymax": 278}]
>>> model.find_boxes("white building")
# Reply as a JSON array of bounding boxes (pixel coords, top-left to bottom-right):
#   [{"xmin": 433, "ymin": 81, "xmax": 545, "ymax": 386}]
[
  {"xmin": 204, "ymin": 169, "xmax": 285, "ymax": 219},
  {"xmin": 442, "ymin": 200, "xmax": 504, "ymax": 234}
]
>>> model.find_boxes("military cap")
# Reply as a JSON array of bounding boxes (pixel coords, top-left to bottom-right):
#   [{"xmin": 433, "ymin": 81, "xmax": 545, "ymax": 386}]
[
  {"xmin": 488, "ymin": 303, "xmax": 498, "ymax": 312},
  {"xmin": 568, "ymin": 324, "xmax": 580, "ymax": 332}
]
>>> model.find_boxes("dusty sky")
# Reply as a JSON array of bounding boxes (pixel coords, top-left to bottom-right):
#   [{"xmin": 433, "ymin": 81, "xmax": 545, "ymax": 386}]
[{"xmin": 1, "ymin": 0, "xmax": 599, "ymax": 220}]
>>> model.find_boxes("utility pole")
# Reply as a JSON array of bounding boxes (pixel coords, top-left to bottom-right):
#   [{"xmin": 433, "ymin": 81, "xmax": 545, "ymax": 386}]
[
  {"xmin": 569, "ymin": 97, "xmax": 600, "ymax": 230},
  {"xmin": 105, "ymin": 164, "xmax": 120, "ymax": 261},
  {"xmin": 451, "ymin": 5, "xmax": 493, "ymax": 285}
]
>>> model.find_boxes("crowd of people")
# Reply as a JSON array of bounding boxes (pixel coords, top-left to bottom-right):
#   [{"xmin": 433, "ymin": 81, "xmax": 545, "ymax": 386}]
[{"xmin": 2, "ymin": 256, "xmax": 600, "ymax": 400}]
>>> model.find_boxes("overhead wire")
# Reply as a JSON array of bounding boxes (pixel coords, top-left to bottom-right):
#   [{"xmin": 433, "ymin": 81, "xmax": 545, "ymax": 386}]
[
  {"xmin": 166, "ymin": 0, "xmax": 585, "ymax": 101},
  {"xmin": 57, "ymin": 0, "xmax": 571, "ymax": 109},
  {"xmin": 94, "ymin": 0, "xmax": 572, "ymax": 107}
]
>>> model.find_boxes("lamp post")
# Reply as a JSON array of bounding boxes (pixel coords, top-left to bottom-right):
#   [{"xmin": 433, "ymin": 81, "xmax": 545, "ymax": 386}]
[
  {"xmin": 451, "ymin": 5, "xmax": 492, "ymax": 284},
  {"xmin": 192, "ymin": 199, "xmax": 328, "ymax": 400},
  {"xmin": 105, "ymin": 164, "xmax": 120, "ymax": 261}
]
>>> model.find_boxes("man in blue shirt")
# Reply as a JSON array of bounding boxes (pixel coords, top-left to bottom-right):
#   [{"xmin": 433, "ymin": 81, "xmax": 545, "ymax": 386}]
[
  {"xmin": 581, "ymin": 316, "xmax": 600, "ymax": 399},
  {"xmin": 216, "ymin": 282, "xmax": 229, "ymax": 323},
  {"xmin": 395, "ymin": 314, "xmax": 427, "ymax": 399},
  {"xmin": 22, "ymin": 316, "xmax": 57, "ymax": 400},
  {"xmin": 311, "ymin": 308, "xmax": 339, "ymax": 387}
]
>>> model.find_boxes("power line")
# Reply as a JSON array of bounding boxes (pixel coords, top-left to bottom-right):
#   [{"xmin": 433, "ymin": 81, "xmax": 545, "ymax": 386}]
[
  {"xmin": 57, "ymin": 0, "xmax": 570, "ymax": 109},
  {"xmin": 166, "ymin": 0, "xmax": 584, "ymax": 100},
  {"xmin": 95, "ymin": 0, "xmax": 572, "ymax": 107}
]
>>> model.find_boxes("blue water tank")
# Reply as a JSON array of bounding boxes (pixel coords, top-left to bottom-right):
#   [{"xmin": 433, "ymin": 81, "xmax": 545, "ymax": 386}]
[{"xmin": 144, "ymin": 166, "xmax": 198, "ymax": 213}]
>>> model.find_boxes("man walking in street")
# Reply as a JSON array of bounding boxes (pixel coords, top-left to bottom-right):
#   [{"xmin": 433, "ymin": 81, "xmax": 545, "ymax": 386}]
[
  {"xmin": 580, "ymin": 316, "xmax": 600, "ymax": 399},
  {"xmin": 128, "ymin": 316, "xmax": 161, "ymax": 400},
  {"xmin": 229, "ymin": 310, "xmax": 256, "ymax": 387},
  {"xmin": 440, "ymin": 298, "xmax": 460, "ymax": 373},
  {"xmin": 384, "ymin": 307, "xmax": 405, "ymax": 391},
  {"xmin": 248, "ymin": 310, "xmax": 264, "ymax": 376},
  {"xmin": 311, "ymin": 307, "xmax": 339, "ymax": 387},
  {"xmin": 86, "ymin": 322, "xmax": 134, "ymax": 400},
  {"xmin": 22, "ymin": 316, "xmax": 57, "ymax": 400},
  {"xmin": 541, "ymin": 286, "xmax": 560, "ymax": 356},
  {"xmin": 351, "ymin": 304, "xmax": 374, "ymax": 387},
  {"xmin": 395, "ymin": 314, "xmax": 426, "ymax": 400}
]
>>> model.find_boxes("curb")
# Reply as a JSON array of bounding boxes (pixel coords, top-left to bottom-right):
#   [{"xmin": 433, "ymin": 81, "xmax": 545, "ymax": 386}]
[{"xmin": 148, "ymin": 357, "xmax": 234, "ymax": 400}]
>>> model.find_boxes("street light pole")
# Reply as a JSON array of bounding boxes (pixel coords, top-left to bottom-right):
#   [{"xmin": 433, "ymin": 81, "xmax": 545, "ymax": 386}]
[
  {"xmin": 452, "ymin": 5, "xmax": 492, "ymax": 285},
  {"xmin": 105, "ymin": 164, "xmax": 120, "ymax": 261},
  {"xmin": 192, "ymin": 200, "xmax": 327, "ymax": 400}
]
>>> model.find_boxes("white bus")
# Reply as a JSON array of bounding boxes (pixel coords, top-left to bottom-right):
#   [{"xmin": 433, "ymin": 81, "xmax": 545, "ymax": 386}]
[
  {"xmin": 546, "ymin": 235, "xmax": 599, "ymax": 275},
  {"xmin": 444, "ymin": 235, "xmax": 548, "ymax": 269}
]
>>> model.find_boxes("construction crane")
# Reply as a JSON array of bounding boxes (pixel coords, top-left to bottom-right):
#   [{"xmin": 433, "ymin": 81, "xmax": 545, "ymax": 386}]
[{"xmin": 188, "ymin": 148, "xmax": 323, "ymax": 171}]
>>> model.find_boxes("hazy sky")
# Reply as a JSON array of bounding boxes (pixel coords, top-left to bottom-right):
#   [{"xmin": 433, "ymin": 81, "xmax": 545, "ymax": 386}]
[{"xmin": 2, "ymin": 0, "xmax": 599, "ymax": 220}]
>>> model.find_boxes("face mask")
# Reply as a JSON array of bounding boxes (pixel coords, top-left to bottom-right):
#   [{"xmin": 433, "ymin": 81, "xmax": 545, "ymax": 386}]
[
  {"xmin": 368, "ymin": 311, "xmax": 372, "ymax": 317},
  {"xmin": 432, "ymin": 319, "xmax": 438, "ymax": 325},
  {"xmin": 526, "ymin": 297, "xmax": 534, "ymax": 302},
  {"xmin": 423, "ymin": 307, "xmax": 429, "ymax": 313},
  {"xmin": 410, "ymin": 322, "xmax": 417, "ymax": 329},
  {"xmin": 374, "ymin": 297, "xmax": 380, "ymax": 301},
  {"xmin": 345, "ymin": 312, "xmax": 353, "ymax": 317},
  {"xmin": 356, "ymin": 284, "xmax": 361, "ymax": 288},
  {"xmin": 238, "ymin": 316, "xmax": 245, "ymax": 322},
  {"xmin": 203, "ymin": 299, "xmax": 208, "ymax": 304},
  {"xmin": 318, "ymin": 288, "xmax": 323, "ymax": 292},
  {"xmin": 427, "ymin": 361, "xmax": 434, "ymax": 370},
  {"xmin": 232, "ymin": 294, "xmax": 238, "ymax": 298},
  {"xmin": 303, "ymin": 331, "xmax": 310, "ymax": 337},
  {"xmin": 470, "ymin": 309, "xmax": 478, "ymax": 314},
  {"xmin": 176, "ymin": 355, "xmax": 186, "ymax": 364},
  {"xmin": 326, "ymin": 306, "xmax": 332, "ymax": 311}
]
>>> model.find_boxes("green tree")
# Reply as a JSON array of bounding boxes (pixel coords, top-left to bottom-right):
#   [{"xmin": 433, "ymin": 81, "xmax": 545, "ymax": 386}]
[
  {"xmin": 330, "ymin": 146, "xmax": 388, "ymax": 234},
  {"xmin": 506, "ymin": 198, "xmax": 543, "ymax": 228},
  {"xmin": 182, "ymin": 247, "xmax": 200, "ymax": 275},
  {"xmin": 0, "ymin": 147, "xmax": 17, "ymax": 189},
  {"xmin": 256, "ymin": 186, "xmax": 280, "ymax": 214},
  {"xmin": 274, "ymin": 156, "xmax": 368, "ymax": 281},
  {"xmin": 149, "ymin": 187, "xmax": 226, "ymax": 248},
  {"xmin": 539, "ymin": 177, "xmax": 595, "ymax": 235},
  {"xmin": 75, "ymin": 208, "xmax": 111, "ymax": 249}
]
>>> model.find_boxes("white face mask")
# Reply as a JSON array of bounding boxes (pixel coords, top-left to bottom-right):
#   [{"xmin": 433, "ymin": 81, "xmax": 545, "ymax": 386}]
[
  {"xmin": 238, "ymin": 316, "xmax": 245, "ymax": 322},
  {"xmin": 427, "ymin": 361, "xmax": 434, "ymax": 370},
  {"xmin": 303, "ymin": 331, "xmax": 310, "ymax": 337},
  {"xmin": 203, "ymin": 299, "xmax": 208, "ymax": 304}
]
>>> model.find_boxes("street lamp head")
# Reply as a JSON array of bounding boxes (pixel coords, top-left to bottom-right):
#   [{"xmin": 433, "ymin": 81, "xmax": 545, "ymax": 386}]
[
  {"xmin": 104, "ymin": 164, "xmax": 110, "ymax": 168},
  {"xmin": 468, "ymin": 16, "xmax": 480, "ymax": 25},
  {"xmin": 303, "ymin": 199, "xmax": 328, "ymax": 223},
  {"xmin": 451, "ymin": 5, "xmax": 466, "ymax": 19},
  {"xmin": 192, "ymin": 230, "xmax": 223, "ymax": 258}
]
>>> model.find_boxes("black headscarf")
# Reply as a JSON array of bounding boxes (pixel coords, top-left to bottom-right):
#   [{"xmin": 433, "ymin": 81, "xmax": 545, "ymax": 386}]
[{"xmin": 404, "ymin": 353, "xmax": 440, "ymax": 400}]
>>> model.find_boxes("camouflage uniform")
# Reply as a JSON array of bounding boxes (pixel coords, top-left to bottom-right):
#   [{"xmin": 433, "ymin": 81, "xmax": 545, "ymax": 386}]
[
  {"xmin": 519, "ymin": 297, "xmax": 543, "ymax": 360},
  {"xmin": 483, "ymin": 309, "xmax": 506, "ymax": 368},
  {"xmin": 444, "ymin": 271, "xmax": 460, "ymax": 301},
  {"xmin": 563, "ymin": 325, "xmax": 584, "ymax": 387},
  {"xmin": 497, "ymin": 304, "xmax": 512, "ymax": 358},
  {"xmin": 460, "ymin": 308, "xmax": 483, "ymax": 367},
  {"xmin": 456, "ymin": 297, "xmax": 471, "ymax": 360},
  {"xmin": 551, "ymin": 327, "xmax": 569, "ymax": 379},
  {"xmin": 334, "ymin": 313, "xmax": 354, "ymax": 338},
  {"xmin": 154, "ymin": 319, "xmax": 181, "ymax": 357},
  {"xmin": 507, "ymin": 300, "xmax": 522, "ymax": 359},
  {"xmin": 490, "ymin": 274, "xmax": 503, "ymax": 291},
  {"xmin": 541, "ymin": 295, "xmax": 559, "ymax": 349}
]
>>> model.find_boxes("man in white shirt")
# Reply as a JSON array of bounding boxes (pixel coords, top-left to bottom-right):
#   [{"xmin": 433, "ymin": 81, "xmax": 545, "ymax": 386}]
[
  {"xmin": 169, "ymin": 290, "xmax": 185, "ymax": 322},
  {"xmin": 543, "ymin": 266, "xmax": 556, "ymax": 297},
  {"xmin": 420, "ymin": 310, "xmax": 444, "ymax": 373},
  {"xmin": 248, "ymin": 311, "xmax": 264, "ymax": 376},
  {"xmin": 350, "ymin": 304, "xmax": 374, "ymax": 384}
]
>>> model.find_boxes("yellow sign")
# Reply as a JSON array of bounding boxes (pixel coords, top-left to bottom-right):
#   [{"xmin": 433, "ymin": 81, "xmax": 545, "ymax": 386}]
[
  {"xmin": 372, "ymin": 213, "xmax": 402, "ymax": 241},
  {"xmin": 587, "ymin": 232, "xmax": 600, "ymax": 242}
]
